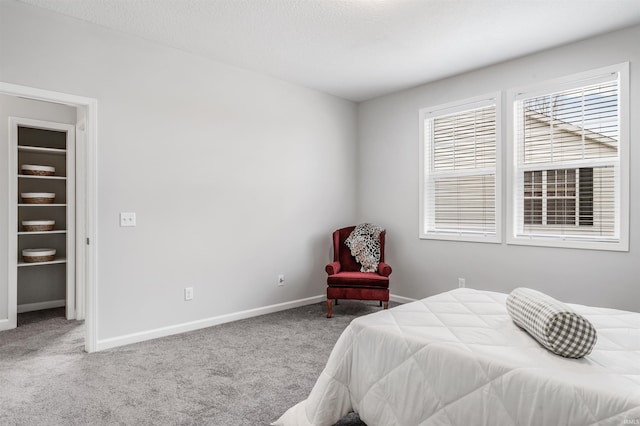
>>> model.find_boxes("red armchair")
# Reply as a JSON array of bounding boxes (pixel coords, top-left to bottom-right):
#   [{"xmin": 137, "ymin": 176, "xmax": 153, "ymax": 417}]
[{"xmin": 325, "ymin": 226, "xmax": 392, "ymax": 318}]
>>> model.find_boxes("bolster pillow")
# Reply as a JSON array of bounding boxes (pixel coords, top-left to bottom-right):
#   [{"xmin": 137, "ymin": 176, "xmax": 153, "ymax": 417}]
[{"xmin": 506, "ymin": 287, "xmax": 597, "ymax": 358}]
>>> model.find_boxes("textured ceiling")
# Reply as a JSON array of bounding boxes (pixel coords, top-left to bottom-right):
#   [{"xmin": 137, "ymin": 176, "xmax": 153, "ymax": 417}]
[{"xmin": 17, "ymin": 0, "xmax": 640, "ymax": 101}]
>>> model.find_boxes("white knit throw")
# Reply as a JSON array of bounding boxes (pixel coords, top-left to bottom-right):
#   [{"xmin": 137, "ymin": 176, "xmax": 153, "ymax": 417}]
[{"xmin": 345, "ymin": 223, "xmax": 384, "ymax": 273}]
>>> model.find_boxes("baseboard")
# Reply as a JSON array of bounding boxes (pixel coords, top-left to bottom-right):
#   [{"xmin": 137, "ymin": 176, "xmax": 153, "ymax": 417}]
[
  {"xmin": 390, "ymin": 294, "xmax": 417, "ymax": 304},
  {"xmin": 0, "ymin": 318, "xmax": 11, "ymax": 331},
  {"xmin": 96, "ymin": 294, "xmax": 326, "ymax": 352},
  {"xmin": 17, "ymin": 299, "xmax": 65, "ymax": 313}
]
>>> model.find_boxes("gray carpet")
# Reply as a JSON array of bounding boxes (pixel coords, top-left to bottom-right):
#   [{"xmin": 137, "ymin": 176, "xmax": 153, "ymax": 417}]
[{"xmin": 0, "ymin": 300, "xmax": 391, "ymax": 425}]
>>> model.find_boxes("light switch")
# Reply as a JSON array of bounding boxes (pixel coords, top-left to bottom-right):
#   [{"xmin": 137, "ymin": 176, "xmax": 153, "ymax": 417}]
[{"xmin": 120, "ymin": 212, "xmax": 136, "ymax": 227}]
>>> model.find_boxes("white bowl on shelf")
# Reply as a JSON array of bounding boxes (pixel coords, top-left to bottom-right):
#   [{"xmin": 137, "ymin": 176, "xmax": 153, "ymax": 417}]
[
  {"xmin": 21, "ymin": 164, "xmax": 55, "ymax": 176},
  {"xmin": 22, "ymin": 248, "xmax": 56, "ymax": 263},
  {"xmin": 22, "ymin": 220, "xmax": 55, "ymax": 232},
  {"xmin": 20, "ymin": 192, "xmax": 56, "ymax": 204}
]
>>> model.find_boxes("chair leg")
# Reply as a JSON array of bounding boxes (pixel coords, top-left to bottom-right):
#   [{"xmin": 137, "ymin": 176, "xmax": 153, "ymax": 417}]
[
  {"xmin": 335, "ymin": 299, "xmax": 339, "ymax": 305},
  {"xmin": 379, "ymin": 300, "xmax": 382, "ymax": 307},
  {"xmin": 326, "ymin": 299, "xmax": 333, "ymax": 318},
  {"xmin": 383, "ymin": 301, "xmax": 389, "ymax": 310}
]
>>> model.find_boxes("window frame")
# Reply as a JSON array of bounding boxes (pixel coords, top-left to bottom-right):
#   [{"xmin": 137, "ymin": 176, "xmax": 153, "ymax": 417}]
[
  {"xmin": 419, "ymin": 93, "xmax": 503, "ymax": 243},
  {"xmin": 506, "ymin": 63, "xmax": 629, "ymax": 251}
]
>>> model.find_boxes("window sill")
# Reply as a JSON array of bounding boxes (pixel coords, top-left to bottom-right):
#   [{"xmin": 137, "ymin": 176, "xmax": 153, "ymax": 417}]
[
  {"xmin": 420, "ymin": 232, "xmax": 502, "ymax": 244},
  {"xmin": 506, "ymin": 235, "xmax": 628, "ymax": 252}
]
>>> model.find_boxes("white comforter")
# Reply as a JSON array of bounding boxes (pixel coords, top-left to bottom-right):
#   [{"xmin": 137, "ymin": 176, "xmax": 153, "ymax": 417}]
[{"xmin": 273, "ymin": 288, "xmax": 640, "ymax": 426}]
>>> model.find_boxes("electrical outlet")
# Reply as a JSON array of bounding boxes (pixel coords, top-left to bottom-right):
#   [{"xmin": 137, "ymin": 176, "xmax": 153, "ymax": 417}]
[
  {"xmin": 458, "ymin": 278, "xmax": 466, "ymax": 288},
  {"xmin": 184, "ymin": 287, "xmax": 193, "ymax": 301},
  {"xmin": 278, "ymin": 274, "xmax": 285, "ymax": 286},
  {"xmin": 120, "ymin": 212, "xmax": 136, "ymax": 227}
]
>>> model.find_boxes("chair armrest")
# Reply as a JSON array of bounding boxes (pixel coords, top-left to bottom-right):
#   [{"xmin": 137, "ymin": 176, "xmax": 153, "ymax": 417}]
[
  {"xmin": 325, "ymin": 261, "xmax": 341, "ymax": 275},
  {"xmin": 378, "ymin": 262, "xmax": 392, "ymax": 277}
]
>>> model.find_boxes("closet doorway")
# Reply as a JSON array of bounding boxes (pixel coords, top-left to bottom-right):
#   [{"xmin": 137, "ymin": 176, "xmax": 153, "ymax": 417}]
[
  {"xmin": 0, "ymin": 83, "xmax": 97, "ymax": 353},
  {"xmin": 10, "ymin": 117, "xmax": 76, "ymax": 323}
]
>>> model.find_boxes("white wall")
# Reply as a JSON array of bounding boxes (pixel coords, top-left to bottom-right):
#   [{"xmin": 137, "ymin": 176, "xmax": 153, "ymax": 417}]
[
  {"xmin": 357, "ymin": 24, "xmax": 640, "ymax": 312},
  {"xmin": 0, "ymin": 95, "xmax": 76, "ymax": 318},
  {"xmin": 0, "ymin": 1, "xmax": 357, "ymax": 341}
]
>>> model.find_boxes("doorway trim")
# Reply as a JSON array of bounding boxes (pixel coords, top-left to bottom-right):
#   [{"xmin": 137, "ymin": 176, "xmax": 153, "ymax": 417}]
[{"xmin": 1, "ymin": 82, "xmax": 98, "ymax": 353}]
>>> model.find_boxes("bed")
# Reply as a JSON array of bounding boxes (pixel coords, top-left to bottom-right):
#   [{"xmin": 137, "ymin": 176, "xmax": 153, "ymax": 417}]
[{"xmin": 273, "ymin": 288, "xmax": 640, "ymax": 426}]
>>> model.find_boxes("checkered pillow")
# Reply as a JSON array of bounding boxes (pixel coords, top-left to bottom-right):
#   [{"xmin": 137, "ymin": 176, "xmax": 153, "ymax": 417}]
[{"xmin": 506, "ymin": 287, "xmax": 597, "ymax": 358}]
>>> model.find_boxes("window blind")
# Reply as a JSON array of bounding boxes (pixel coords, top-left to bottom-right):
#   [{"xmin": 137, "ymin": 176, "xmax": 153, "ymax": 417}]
[
  {"xmin": 423, "ymin": 102, "xmax": 497, "ymax": 238},
  {"xmin": 514, "ymin": 77, "xmax": 619, "ymax": 241}
]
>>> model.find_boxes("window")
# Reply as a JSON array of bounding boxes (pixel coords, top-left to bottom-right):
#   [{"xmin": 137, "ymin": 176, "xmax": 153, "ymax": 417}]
[
  {"xmin": 508, "ymin": 63, "xmax": 629, "ymax": 251},
  {"xmin": 419, "ymin": 94, "xmax": 501, "ymax": 242}
]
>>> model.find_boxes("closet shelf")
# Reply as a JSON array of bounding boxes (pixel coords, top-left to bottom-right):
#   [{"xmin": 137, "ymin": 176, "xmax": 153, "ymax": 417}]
[
  {"xmin": 17, "ymin": 258, "xmax": 67, "ymax": 267},
  {"xmin": 18, "ymin": 145, "xmax": 66, "ymax": 155},
  {"xmin": 18, "ymin": 174, "xmax": 67, "ymax": 180},
  {"xmin": 18, "ymin": 230, "xmax": 67, "ymax": 235},
  {"xmin": 18, "ymin": 203, "xmax": 67, "ymax": 207}
]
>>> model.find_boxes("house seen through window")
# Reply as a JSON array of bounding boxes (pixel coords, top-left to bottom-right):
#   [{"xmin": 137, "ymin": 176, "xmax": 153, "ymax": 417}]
[{"xmin": 523, "ymin": 168, "xmax": 593, "ymax": 226}]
